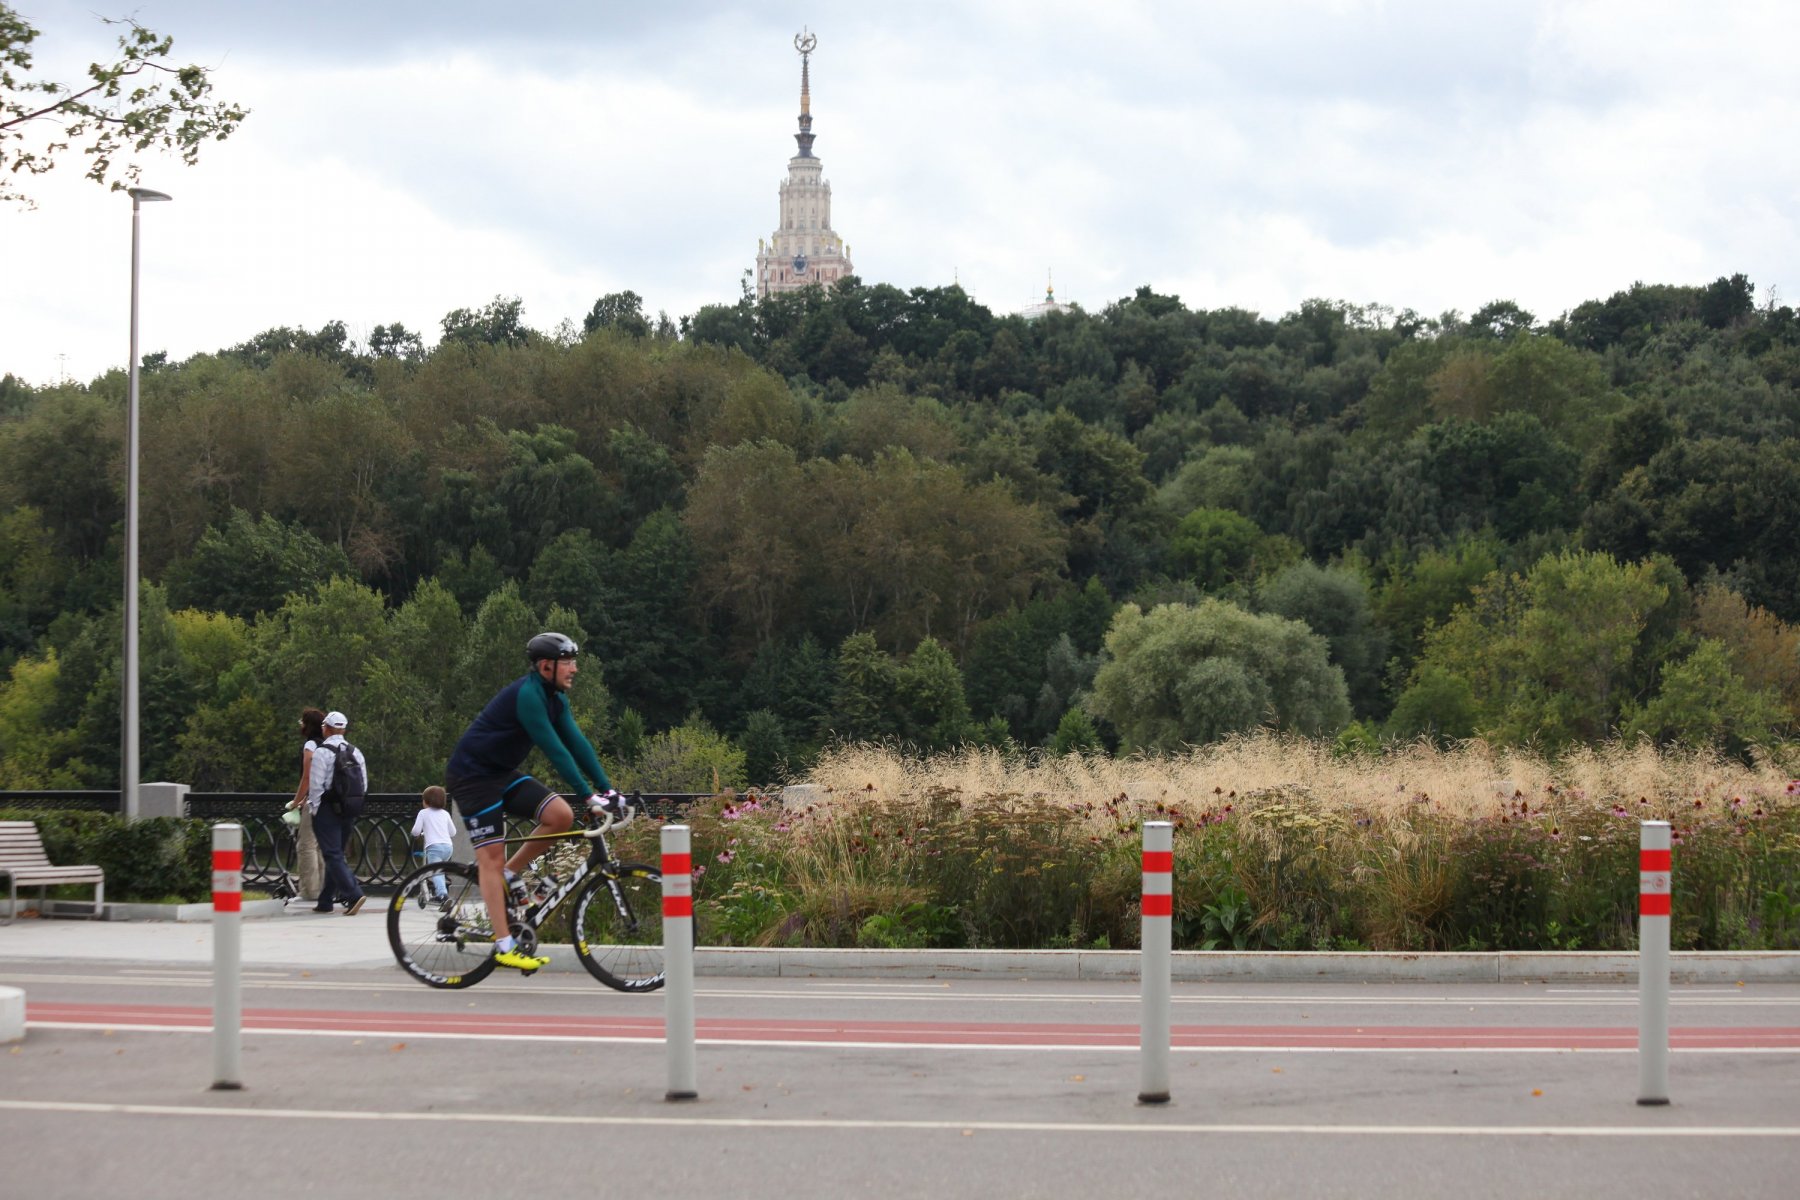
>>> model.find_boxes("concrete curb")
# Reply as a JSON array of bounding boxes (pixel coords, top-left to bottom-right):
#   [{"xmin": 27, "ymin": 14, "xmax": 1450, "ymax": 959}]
[
  {"xmin": 501, "ymin": 946, "xmax": 1800, "ymax": 984},
  {"xmin": 11, "ymin": 898, "xmax": 292, "ymax": 922}
]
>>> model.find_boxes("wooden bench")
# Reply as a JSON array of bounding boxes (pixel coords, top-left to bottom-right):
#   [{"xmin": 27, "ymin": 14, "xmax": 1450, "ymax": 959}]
[{"xmin": 0, "ymin": 820, "xmax": 105, "ymax": 924}]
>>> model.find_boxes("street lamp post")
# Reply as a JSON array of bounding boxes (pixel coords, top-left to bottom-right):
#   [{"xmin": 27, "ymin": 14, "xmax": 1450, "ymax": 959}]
[{"xmin": 124, "ymin": 186, "xmax": 171, "ymax": 820}]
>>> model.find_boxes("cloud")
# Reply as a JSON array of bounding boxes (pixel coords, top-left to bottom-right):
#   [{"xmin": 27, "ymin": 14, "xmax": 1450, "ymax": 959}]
[{"xmin": 4, "ymin": 0, "xmax": 1797, "ymax": 385}]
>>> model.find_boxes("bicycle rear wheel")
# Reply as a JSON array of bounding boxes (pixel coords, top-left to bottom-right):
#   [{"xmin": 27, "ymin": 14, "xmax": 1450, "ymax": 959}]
[
  {"xmin": 571, "ymin": 864, "xmax": 668, "ymax": 992},
  {"xmin": 387, "ymin": 860, "xmax": 498, "ymax": 989}
]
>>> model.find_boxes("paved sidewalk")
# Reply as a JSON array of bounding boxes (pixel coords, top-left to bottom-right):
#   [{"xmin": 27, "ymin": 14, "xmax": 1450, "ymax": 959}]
[{"xmin": 1, "ymin": 904, "xmax": 1796, "ymax": 981}]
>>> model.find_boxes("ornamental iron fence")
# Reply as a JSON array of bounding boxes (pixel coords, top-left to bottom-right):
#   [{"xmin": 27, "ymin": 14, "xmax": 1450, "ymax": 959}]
[{"xmin": 0, "ymin": 790, "xmax": 707, "ymax": 894}]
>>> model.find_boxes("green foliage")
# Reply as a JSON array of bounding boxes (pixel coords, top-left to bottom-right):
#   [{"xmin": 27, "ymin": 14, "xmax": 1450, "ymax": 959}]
[
  {"xmin": 830, "ymin": 632, "xmax": 900, "ymax": 742},
  {"xmin": 1257, "ymin": 560, "xmax": 1387, "ymax": 716},
  {"xmin": 0, "ymin": 650, "xmax": 83, "ymax": 785},
  {"xmin": 1620, "ymin": 639, "xmax": 1785, "ymax": 757},
  {"xmin": 1, "ymin": 810, "xmax": 210, "ymax": 902},
  {"xmin": 1088, "ymin": 601, "xmax": 1351, "ymax": 751},
  {"xmin": 1411, "ymin": 549, "xmax": 1676, "ymax": 748},
  {"xmin": 617, "ymin": 717, "xmax": 745, "ymax": 794},
  {"xmin": 3, "ymin": 270, "xmax": 1800, "ymax": 780},
  {"xmin": 1386, "ymin": 665, "xmax": 1479, "ymax": 744},
  {"xmin": 1373, "ymin": 534, "xmax": 1502, "ymax": 685},
  {"xmin": 1049, "ymin": 707, "xmax": 1102, "ymax": 755},
  {"xmin": 583, "ymin": 291, "xmax": 650, "ymax": 338},
  {"xmin": 0, "ymin": 6, "xmax": 249, "ymax": 207},
  {"xmin": 963, "ymin": 578, "xmax": 1114, "ymax": 741},
  {"xmin": 440, "ymin": 295, "xmax": 530, "ymax": 348},
  {"xmin": 1168, "ymin": 507, "xmax": 1263, "ymax": 592},
  {"xmin": 893, "ymin": 637, "xmax": 972, "ymax": 751},
  {"xmin": 166, "ymin": 509, "xmax": 351, "ymax": 618}
]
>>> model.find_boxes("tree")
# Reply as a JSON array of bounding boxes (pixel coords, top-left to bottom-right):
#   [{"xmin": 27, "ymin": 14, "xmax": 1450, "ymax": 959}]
[
  {"xmin": 1, "ymin": 6, "xmax": 247, "ymax": 207},
  {"xmin": 1407, "ymin": 550, "xmax": 1673, "ymax": 747},
  {"xmin": 165, "ymin": 508, "xmax": 352, "ymax": 619},
  {"xmin": 256, "ymin": 576, "xmax": 389, "ymax": 720},
  {"xmin": 588, "ymin": 509, "xmax": 712, "ymax": 729},
  {"xmin": 0, "ymin": 649, "xmax": 84, "ymax": 785},
  {"xmin": 830, "ymin": 632, "xmax": 900, "ymax": 742},
  {"xmin": 1687, "ymin": 584, "xmax": 1800, "ymax": 722},
  {"xmin": 1257, "ymin": 561, "xmax": 1387, "ymax": 718},
  {"xmin": 368, "ymin": 323, "xmax": 424, "ymax": 361},
  {"xmin": 894, "ymin": 637, "xmax": 972, "ymax": 751},
  {"xmin": 618, "ymin": 716, "xmax": 745, "ymax": 794},
  {"xmin": 1168, "ymin": 507, "xmax": 1263, "ymax": 592},
  {"xmin": 490, "ymin": 424, "xmax": 615, "ymax": 572},
  {"xmin": 1384, "ymin": 664, "xmax": 1479, "ymax": 745},
  {"xmin": 1373, "ymin": 534, "xmax": 1502, "ymax": 682},
  {"xmin": 1087, "ymin": 601, "xmax": 1350, "ymax": 751},
  {"xmin": 583, "ymin": 291, "xmax": 651, "ymax": 338},
  {"xmin": 0, "ymin": 388, "xmax": 120, "ymax": 561},
  {"xmin": 440, "ymin": 296, "xmax": 530, "ymax": 349},
  {"xmin": 1620, "ymin": 639, "xmax": 1784, "ymax": 758},
  {"xmin": 739, "ymin": 708, "xmax": 790, "ymax": 786},
  {"xmin": 1467, "ymin": 300, "xmax": 1536, "ymax": 340}
]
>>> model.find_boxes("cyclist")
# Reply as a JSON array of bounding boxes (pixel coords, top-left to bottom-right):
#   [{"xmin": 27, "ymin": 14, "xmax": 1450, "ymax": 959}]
[{"xmin": 445, "ymin": 632, "xmax": 626, "ymax": 971}]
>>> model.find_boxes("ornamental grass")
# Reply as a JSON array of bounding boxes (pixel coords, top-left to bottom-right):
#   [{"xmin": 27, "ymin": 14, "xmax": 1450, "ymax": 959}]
[{"xmin": 609, "ymin": 737, "xmax": 1800, "ymax": 953}]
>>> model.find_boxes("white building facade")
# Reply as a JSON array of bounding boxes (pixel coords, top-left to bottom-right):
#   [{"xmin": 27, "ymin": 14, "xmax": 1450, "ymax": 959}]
[{"xmin": 756, "ymin": 32, "xmax": 854, "ymax": 298}]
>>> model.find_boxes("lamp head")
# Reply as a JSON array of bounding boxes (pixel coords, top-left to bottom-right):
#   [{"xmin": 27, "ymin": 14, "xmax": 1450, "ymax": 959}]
[{"xmin": 128, "ymin": 188, "xmax": 173, "ymax": 204}]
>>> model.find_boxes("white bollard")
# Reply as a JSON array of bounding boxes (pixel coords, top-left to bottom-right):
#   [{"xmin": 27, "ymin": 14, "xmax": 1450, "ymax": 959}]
[
  {"xmin": 211, "ymin": 822, "xmax": 243, "ymax": 1090},
  {"xmin": 1638, "ymin": 820, "xmax": 1671, "ymax": 1105},
  {"xmin": 661, "ymin": 824, "xmax": 697, "ymax": 1101},
  {"xmin": 1138, "ymin": 820, "xmax": 1172, "ymax": 1104}
]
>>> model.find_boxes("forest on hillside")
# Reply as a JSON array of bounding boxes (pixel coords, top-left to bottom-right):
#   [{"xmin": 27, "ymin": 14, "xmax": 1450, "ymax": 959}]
[{"xmin": 3, "ymin": 273, "xmax": 1799, "ymax": 792}]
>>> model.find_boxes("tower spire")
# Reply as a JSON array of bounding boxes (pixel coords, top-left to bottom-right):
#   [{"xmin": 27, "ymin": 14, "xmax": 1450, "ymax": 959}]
[
  {"xmin": 756, "ymin": 29, "xmax": 852, "ymax": 298},
  {"xmin": 793, "ymin": 28, "xmax": 817, "ymax": 158}
]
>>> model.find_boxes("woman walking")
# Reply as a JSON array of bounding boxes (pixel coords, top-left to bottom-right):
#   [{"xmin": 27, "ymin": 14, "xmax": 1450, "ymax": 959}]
[{"xmin": 287, "ymin": 707, "xmax": 327, "ymax": 903}]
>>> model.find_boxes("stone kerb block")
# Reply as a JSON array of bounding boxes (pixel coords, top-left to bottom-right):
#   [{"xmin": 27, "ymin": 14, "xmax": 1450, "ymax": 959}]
[
  {"xmin": 781, "ymin": 784, "xmax": 826, "ymax": 809},
  {"xmin": 134, "ymin": 781, "xmax": 190, "ymax": 821}
]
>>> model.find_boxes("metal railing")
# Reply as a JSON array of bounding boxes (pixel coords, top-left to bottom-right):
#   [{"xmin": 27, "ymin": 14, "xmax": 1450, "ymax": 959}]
[
  {"xmin": 0, "ymin": 790, "xmax": 123, "ymax": 814},
  {"xmin": 0, "ymin": 789, "xmax": 709, "ymax": 893}
]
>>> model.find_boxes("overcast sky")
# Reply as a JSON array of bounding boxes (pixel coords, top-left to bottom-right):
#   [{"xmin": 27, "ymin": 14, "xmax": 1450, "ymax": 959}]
[{"xmin": 5, "ymin": 0, "xmax": 1797, "ymax": 385}]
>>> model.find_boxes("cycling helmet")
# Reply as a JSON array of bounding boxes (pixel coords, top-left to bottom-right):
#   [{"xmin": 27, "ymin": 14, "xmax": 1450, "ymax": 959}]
[{"xmin": 525, "ymin": 632, "xmax": 579, "ymax": 664}]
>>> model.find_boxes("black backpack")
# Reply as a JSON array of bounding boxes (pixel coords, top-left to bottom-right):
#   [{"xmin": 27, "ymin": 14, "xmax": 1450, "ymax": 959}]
[{"xmin": 321, "ymin": 741, "xmax": 367, "ymax": 816}]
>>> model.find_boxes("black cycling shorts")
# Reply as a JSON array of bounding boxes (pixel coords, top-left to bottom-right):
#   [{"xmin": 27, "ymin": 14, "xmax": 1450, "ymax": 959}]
[{"xmin": 446, "ymin": 772, "xmax": 557, "ymax": 847}]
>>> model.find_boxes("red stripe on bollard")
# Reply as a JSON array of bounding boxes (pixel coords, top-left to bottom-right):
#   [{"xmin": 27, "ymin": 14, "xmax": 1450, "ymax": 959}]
[
  {"xmin": 1142, "ymin": 850, "xmax": 1173, "ymax": 873},
  {"xmin": 1640, "ymin": 893, "xmax": 1671, "ymax": 917},
  {"xmin": 212, "ymin": 891, "xmax": 241, "ymax": 912},
  {"xmin": 1142, "ymin": 893, "xmax": 1173, "ymax": 917},
  {"xmin": 212, "ymin": 849, "xmax": 242, "ymax": 871},
  {"xmin": 663, "ymin": 853, "xmax": 692, "ymax": 876},
  {"xmin": 1640, "ymin": 849, "xmax": 1672, "ymax": 872},
  {"xmin": 663, "ymin": 894, "xmax": 693, "ymax": 919}
]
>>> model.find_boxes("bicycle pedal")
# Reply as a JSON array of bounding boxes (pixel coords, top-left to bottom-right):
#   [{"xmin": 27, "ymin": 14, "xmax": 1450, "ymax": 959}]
[{"xmin": 521, "ymin": 967, "xmax": 538, "ymax": 977}]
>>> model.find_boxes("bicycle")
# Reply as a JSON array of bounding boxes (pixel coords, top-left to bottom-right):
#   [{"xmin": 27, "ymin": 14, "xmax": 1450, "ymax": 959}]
[{"xmin": 386, "ymin": 795, "xmax": 670, "ymax": 992}]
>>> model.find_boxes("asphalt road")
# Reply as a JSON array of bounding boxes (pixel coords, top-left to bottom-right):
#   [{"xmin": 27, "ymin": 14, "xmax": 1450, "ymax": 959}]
[{"xmin": 3, "ymin": 963, "xmax": 1798, "ymax": 1199}]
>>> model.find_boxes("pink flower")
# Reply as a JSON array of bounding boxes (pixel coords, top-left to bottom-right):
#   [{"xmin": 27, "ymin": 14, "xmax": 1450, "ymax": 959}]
[{"xmin": 716, "ymin": 850, "xmax": 735, "ymax": 865}]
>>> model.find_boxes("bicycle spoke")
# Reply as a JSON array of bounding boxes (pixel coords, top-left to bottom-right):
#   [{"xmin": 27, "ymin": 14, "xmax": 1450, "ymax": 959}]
[
  {"xmin": 572, "ymin": 866, "xmax": 668, "ymax": 992},
  {"xmin": 387, "ymin": 861, "xmax": 497, "ymax": 989}
]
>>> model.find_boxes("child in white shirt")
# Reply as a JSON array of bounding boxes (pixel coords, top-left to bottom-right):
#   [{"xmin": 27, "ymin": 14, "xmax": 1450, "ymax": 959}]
[{"xmin": 411, "ymin": 785, "xmax": 459, "ymax": 904}]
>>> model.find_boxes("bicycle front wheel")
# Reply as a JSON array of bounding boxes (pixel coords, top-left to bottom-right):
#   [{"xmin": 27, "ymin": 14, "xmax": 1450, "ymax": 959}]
[
  {"xmin": 387, "ymin": 860, "xmax": 499, "ymax": 989},
  {"xmin": 571, "ymin": 864, "xmax": 668, "ymax": 992}
]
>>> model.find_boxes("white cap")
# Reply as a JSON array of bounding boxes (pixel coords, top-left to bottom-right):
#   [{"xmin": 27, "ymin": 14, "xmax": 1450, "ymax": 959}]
[{"xmin": 324, "ymin": 711, "xmax": 349, "ymax": 729}]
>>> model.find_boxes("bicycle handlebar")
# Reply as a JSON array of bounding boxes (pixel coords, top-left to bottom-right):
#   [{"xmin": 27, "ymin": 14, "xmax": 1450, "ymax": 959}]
[{"xmin": 580, "ymin": 793, "xmax": 640, "ymax": 837}]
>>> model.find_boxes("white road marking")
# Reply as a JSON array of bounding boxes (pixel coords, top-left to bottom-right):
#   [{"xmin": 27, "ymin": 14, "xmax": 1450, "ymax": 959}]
[
  {"xmin": 21, "ymin": 1021, "xmax": 1800, "ymax": 1053},
  {"xmin": 2, "ymin": 1098, "xmax": 1796, "ymax": 1137}
]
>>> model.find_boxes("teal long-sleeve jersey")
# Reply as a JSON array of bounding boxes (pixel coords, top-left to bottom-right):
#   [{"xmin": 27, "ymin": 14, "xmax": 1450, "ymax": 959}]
[{"xmin": 445, "ymin": 671, "xmax": 613, "ymax": 795}]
